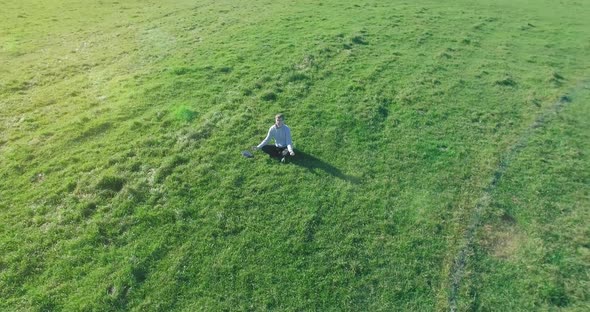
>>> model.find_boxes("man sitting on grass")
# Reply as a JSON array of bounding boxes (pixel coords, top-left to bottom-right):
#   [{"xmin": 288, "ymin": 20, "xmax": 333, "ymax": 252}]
[{"xmin": 254, "ymin": 113, "xmax": 295, "ymax": 163}]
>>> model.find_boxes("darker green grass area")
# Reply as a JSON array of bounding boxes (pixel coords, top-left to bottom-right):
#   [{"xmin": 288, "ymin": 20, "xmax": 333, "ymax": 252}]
[{"xmin": 1, "ymin": 0, "xmax": 589, "ymax": 310}]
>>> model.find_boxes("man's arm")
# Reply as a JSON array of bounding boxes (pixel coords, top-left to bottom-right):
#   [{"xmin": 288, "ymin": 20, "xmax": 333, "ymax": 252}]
[
  {"xmin": 255, "ymin": 126, "xmax": 274, "ymax": 149},
  {"xmin": 285, "ymin": 127, "xmax": 294, "ymax": 155}
]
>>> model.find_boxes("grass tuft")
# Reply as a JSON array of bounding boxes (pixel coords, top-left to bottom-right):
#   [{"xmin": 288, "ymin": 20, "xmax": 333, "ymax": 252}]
[
  {"xmin": 495, "ymin": 76, "xmax": 517, "ymax": 87},
  {"xmin": 173, "ymin": 106, "xmax": 198, "ymax": 122},
  {"xmin": 96, "ymin": 175, "xmax": 125, "ymax": 192},
  {"xmin": 260, "ymin": 91, "xmax": 278, "ymax": 101},
  {"xmin": 351, "ymin": 35, "xmax": 368, "ymax": 45}
]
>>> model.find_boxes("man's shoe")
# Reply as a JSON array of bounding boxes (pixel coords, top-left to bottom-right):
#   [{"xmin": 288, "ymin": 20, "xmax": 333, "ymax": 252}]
[{"xmin": 281, "ymin": 157, "xmax": 286, "ymax": 163}]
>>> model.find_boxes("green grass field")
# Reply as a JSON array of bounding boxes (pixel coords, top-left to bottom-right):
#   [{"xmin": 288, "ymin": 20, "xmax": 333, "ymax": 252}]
[{"xmin": 1, "ymin": 0, "xmax": 589, "ymax": 310}]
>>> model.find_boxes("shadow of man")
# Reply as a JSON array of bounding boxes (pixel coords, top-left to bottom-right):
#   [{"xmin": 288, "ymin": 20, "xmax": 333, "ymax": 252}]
[{"xmin": 289, "ymin": 150, "xmax": 361, "ymax": 184}]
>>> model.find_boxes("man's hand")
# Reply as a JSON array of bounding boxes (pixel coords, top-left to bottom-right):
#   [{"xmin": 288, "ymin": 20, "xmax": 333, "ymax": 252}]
[{"xmin": 289, "ymin": 151, "xmax": 295, "ymax": 156}]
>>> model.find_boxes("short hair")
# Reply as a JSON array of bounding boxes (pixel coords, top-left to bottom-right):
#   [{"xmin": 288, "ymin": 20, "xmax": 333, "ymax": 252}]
[{"xmin": 275, "ymin": 113, "xmax": 284, "ymax": 120}]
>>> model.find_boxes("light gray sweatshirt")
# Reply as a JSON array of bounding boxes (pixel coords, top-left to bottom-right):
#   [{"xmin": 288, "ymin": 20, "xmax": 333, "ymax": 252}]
[{"xmin": 257, "ymin": 124, "xmax": 293, "ymax": 153}]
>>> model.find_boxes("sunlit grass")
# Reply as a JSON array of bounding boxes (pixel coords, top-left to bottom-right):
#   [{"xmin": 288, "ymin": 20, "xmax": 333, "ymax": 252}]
[{"xmin": 1, "ymin": 0, "xmax": 589, "ymax": 310}]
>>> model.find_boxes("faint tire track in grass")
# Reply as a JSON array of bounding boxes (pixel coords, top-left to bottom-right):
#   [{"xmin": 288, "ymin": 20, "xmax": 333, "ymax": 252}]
[{"xmin": 448, "ymin": 79, "xmax": 589, "ymax": 312}]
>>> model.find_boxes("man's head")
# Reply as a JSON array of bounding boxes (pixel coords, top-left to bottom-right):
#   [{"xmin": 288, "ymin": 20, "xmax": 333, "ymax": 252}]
[{"xmin": 275, "ymin": 113, "xmax": 285, "ymax": 128}]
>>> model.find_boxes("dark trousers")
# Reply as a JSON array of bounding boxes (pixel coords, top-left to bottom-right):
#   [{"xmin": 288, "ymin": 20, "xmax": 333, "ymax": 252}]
[{"xmin": 261, "ymin": 145, "xmax": 291, "ymax": 159}]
